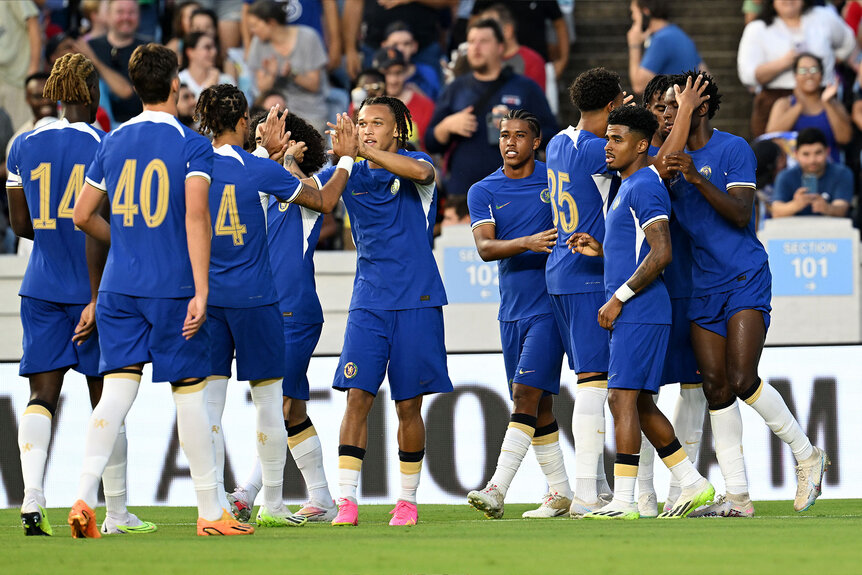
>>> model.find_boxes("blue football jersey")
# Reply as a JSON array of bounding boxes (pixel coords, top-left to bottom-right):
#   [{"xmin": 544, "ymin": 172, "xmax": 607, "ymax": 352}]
[
  {"xmin": 668, "ymin": 129, "xmax": 766, "ymax": 296},
  {"xmin": 467, "ymin": 161, "xmax": 554, "ymax": 321},
  {"xmin": 208, "ymin": 145, "xmax": 302, "ymax": 308},
  {"xmin": 664, "ymin": 215, "xmax": 694, "ymax": 299},
  {"xmin": 6, "ymin": 120, "xmax": 103, "ymax": 304},
  {"xmin": 85, "ymin": 111, "xmax": 214, "ymax": 298},
  {"xmin": 604, "ymin": 165, "xmax": 671, "ymax": 325},
  {"xmin": 266, "ymin": 195, "xmax": 324, "ymax": 324},
  {"xmin": 314, "ymin": 150, "xmax": 446, "ymax": 311},
  {"xmin": 544, "ymin": 127, "xmax": 619, "ymax": 295}
]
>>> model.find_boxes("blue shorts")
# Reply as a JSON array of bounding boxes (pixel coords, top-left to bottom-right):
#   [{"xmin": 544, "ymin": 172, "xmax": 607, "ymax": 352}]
[
  {"xmin": 608, "ymin": 323, "xmax": 670, "ymax": 394},
  {"xmin": 500, "ymin": 313, "xmax": 564, "ymax": 397},
  {"xmin": 689, "ymin": 265, "xmax": 772, "ymax": 338},
  {"xmin": 550, "ymin": 292, "xmax": 610, "ymax": 374},
  {"xmin": 19, "ymin": 296, "xmax": 100, "ymax": 377},
  {"xmin": 97, "ymin": 292, "xmax": 211, "ymax": 383},
  {"xmin": 208, "ymin": 304, "xmax": 284, "ymax": 381},
  {"xmin": 282, "ymin": 320, "xmax": 322, "ymax": 400},
  {"xmin": 662, "ymin": 297, "xmax": 702, "ymax": 385},
  {"xmin": 333, "ymin": 307, "xmax": 453, "ymax": 401}
]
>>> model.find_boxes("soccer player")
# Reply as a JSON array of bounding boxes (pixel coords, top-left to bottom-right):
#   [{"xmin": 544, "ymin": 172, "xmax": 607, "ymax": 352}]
[
  {"xmin": 315, "ymin": 96, "xmax": 453, "ymax": 527},
  {"xmin": 6, "ymin": 53, "xmax": 154, "ymax": 537},
  {"xmin": 569, "ymin": 105, "xmax": 715, "ymax": 520},
  {"xmin": 658, "ymin": 71, "xmax": 829, "ymax": 516},
  {"xmin": 544, "ymin": 67, "xmax": 624, "ymax": 516},
  {"xmin": 68, "ymin": 43, "xmax": 244, "ymax": 537},
  {"xmin": 226, "ymin": 110, "xmax": 343, "ymax": 523},
  {"xmin": 465, "ymin": 110, "xmax": 573, "ymax": 519}
]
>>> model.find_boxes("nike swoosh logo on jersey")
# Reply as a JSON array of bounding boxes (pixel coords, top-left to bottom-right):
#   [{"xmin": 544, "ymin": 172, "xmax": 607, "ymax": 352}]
[
  {"xmin": 518, "ymin": 369, "xmax": 535, "ymax": 375},
  {"xmin": 351, "ymin": 190, "xmax": 368, "ymax": 195},
  {"xmin": 496, "ymin": 202, "xmax": 511, "ymax": 209}
]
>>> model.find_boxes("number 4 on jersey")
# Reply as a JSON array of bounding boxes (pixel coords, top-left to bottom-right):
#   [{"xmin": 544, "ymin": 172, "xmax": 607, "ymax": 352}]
[{"xmin": 215, "ymin": 184, "xmax": 247, "ymax": 246}]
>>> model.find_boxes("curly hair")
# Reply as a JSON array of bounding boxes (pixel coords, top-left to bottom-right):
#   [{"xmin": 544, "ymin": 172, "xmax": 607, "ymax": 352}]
[
  {"xmin": 501, "ymin": 109, "xmax": 541, "ymax": 139},
  {"xmin": 43, "ymin": 53, "xmax": 97, "ymax": 104},
  {"xmin": 607, "ymin": 105, "xmax": 659, "ymax": 144},
  {"xmin": 673, "ymin": 70, "xmax": 721, "ymax": 119},
  {"xmin": 248, "ymin": 110, "xmax": 327, "ymax": 175},
  {"xmin": 358, "ymin": 95, "xmax": 413, "ymax": 149},
  {"xmin": 195, "ymin": 83, "xmax": 248, "ymax": 137},
  {"xmin": 642, "ymin": 74, "xmax": 671, "ymax": 109},
  {"xmin": 568, "ymin": 67, "xmax": 622, "ymax": 113}
]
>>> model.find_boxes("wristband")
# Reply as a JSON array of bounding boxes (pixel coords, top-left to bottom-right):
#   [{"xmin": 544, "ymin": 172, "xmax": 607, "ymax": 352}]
[
  {"xmin": 336, "ymin": 155, "xmax": 354, "ymax": 175},
  {"xmin": 614, "ymin": 283, "xmax": 636, "ymax": 303}
]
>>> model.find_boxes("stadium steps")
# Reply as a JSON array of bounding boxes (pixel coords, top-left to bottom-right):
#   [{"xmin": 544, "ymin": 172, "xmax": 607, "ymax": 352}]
[{"xmin": 563, "ymin": 0, "xmax": 752, "ymax": 139}]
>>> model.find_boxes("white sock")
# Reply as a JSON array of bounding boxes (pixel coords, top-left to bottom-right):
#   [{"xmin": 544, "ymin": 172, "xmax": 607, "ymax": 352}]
[
  {"xmin": 338, "ymin": 449, "xmax": 363, "ymax": 501},
  {"xmin": 613, "ymin": 459, "xmax": 638, "ymax": 505},
  {"xmin": 709, "ymin": 401, "xmax": 749, "ymax": 495},
  {"xmin": 668, "ymin": 384, "xmax": 707, "ymax": 499},
  {"xmin": 573, "ymin": 383, "xmax": 607, "ymax": 502},
  {"xmin": 637, "ymin": 432, "xmax": 656, "ymax": 496},
  {"xmin": 660, "ymin": 443, "xmax": 703, "ymax": 490},
  {"xmin": 398, "ymin": 451, "xmax": 424, "ymax": 504},
  {"xmin": 102, "ymin": 424, "xmax": 128, "ymax": 518},
  {"xmin": 288, "ymin": 420, "xmax": 332, "ymax": 506},
  {"xmin": 172, "ymin": 382, "xmax": 222, "ymax": 521},
  {"xmin": 77, "ymin": 374, "xmax": 140, "ymax": 507},
  {"xmin": 489, "ymin": 420, "xmax": 535, "ymax": 496},
  {"xmin": 532, "ymin": 428, "xmax": 573, "ymax": 499},
  {"xmin": 744, "ymin": 380, "xmax": 814, "ymax": 462},
  {"xmin": 205, "ymin": 377, "xmax": 230, "ymax": 510},
  {"xmin": 242, "ymin": 460, "xmax": 263, "ymax": 505},
  {"xmin": 250, "ymin": 379, "xmax": 287, "ymax": 511},
  {"xmin": 18, "ymin": 404, "xmax": 52, "ymax": 508}
]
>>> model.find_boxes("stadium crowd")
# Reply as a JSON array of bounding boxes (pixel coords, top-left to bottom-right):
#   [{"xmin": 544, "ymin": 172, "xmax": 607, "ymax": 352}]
[{"xmin": 0, "ymin": 0, "xmax": 853, "ymax": 536}]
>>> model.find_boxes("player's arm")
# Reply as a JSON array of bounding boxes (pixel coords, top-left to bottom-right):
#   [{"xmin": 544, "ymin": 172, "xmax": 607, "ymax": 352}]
[
  {"xmin": 358, "ymin": 144, "xmax": 435, "ymax": 185},
  {"xmin": 73, "ymin": 197, "xmax": 110, "ymax": 345},
  {"xmin": 6, "ymin": 185, "xmax": 34, "ymax": 240},
  {"xmin": 654, "ymin": 75, "xmax": 710, "ymax": 177},
  {"xmin": 73, "ymin": 183, "xmax": 112, "ymax": 244},
  {"xmin": 183, "ymin": 176, "xmax": 211, "ymax": 340},
  {"xmin": 664, "ymin": 151, "xmax": 755, "ymax": 228},
  {"xmin": 598, "ymin": 219, "xmax": 671, "ymax": 330},
  {"xmin": 472, "ymin": 222, "xmax": 557, "ymax": 262}
]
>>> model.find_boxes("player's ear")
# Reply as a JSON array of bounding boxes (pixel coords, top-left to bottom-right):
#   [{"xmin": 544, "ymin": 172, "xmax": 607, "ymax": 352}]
[
  {"xmin": 532, "ymin": 137, "xmax": 541, "ymax": 151},
  {"xmin": 637, "ymin": 138, "xmax": 649, "ymax": 154}
]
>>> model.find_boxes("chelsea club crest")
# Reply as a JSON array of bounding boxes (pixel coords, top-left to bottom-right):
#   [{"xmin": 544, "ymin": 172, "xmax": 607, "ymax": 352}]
[
  {"xmin": 390, "ymin": 178, "xmax": 401, "ymax": 195},
  {"xmin": 540, "ymin": 188, "xmax": 550, "ymax": 203},
  {"xmin": 699, "ymin": 165, "xmax": 712, "ymax": 180}
]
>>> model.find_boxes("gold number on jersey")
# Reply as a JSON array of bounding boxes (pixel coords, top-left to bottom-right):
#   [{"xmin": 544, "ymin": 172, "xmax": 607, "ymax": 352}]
[
  {"xmin": 29, "ymin": 162, "xmax": 86, "ymax": 229},
  {"xmin": 214, "ymin": 184, "xmax": 247, "ymax": 246},
  {"xmin": 547, "ymin": 169, "xmax": 578, "ymax": 234},
  {"xmin": 112, "ymin": 159, "xmax": 169, "ymax": 228}
]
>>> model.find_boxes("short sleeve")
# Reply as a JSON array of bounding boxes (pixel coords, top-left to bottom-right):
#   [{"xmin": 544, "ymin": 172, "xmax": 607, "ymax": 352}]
[
  {"xmin": 5, "ymin": 135, "xmax": 22, "ymax": 188},
  {"xmin": 312, "ymin": 165, "xmax": 338, "ymax": 189},
  {"xmin": 832, "ymin": 164, "xmax": 854, "ymax": 203},
  {"xmin": 773, "ymin": 168, "xmax": 796, "ymax": 202},
  {"xmin": 252, "ymin": 154, "xmax": 303, "ymax": 202},
  {"xmin": 467, "ymin": 183, "xmax": 494, "ymax": 230},
  {"xmin": 186, "ymin": 132, "xmax": 214, "ymax": 182},
  {"xmin": 640, "ymin": 36, "xmax": 670, "ymax": 74},
  {"xmin": 583, "ymin": 136, "xmax": 610, "ymax": 175},
  {"xmin": 724, "ymin": 140, "xmax": 757, "ymax": 190},
  {"xmin": 84, "ymin": 140, "xmax": 107, "ymax": 191},
  {"xmin": 632, "ymin": 173, "xmax": 671, "ymax": 229}
]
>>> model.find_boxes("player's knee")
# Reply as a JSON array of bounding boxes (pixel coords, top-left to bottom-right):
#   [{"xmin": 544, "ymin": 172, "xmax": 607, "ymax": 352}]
[
  {"xmin": 606, "ymin": 389, "xmax": 631, "ymax": 416},
  {"xmin": 727, "ymin": 370, "xmax": 757, "ymax": 398},
  {"xmin": 346, "ymin": 388, "xmax": 375, "ymax": 414},
  {"xmin": 394, "ymin": 397, "xmax": 423, "ymax": 421},
  {"xmin": 511, "ymin": 384, "xmax": 541, "ymax": 413}
]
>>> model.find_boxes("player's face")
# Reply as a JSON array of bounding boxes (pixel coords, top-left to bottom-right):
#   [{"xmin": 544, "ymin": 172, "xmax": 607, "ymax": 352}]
[
  {"xmin": 357, "ymin": 104, "xmax": 398, "ymax": 152},
  {"xmin": 605, "ymin": 125, "xmax": 646, "ymax": 172},
  {"xmin": 661, "ymin": 86, "xmax": 697, "ymax": 135},
  {"xmin": 25, "ymin": 79, "xmax": 56, "ymax": 120},
  {"xmin": 647, "ymin": 91, "xmax": 667, "ymax": 141},
  {"xmin": 499, "ymin": 118, "xmax": 539, "ymax": 169},
  {"xmin": 796, "ymin": 142, "xmax": 828, "ymax": 176},
  {"xmin": 467, "ymin": 27, "xmax": 503, "ymax": 73},
  {"xmin": 382, "ymin": 31, "xmax": 417, "ymax": 61},
  {"xmin": 383, "ymin": 64, "xmax": 407, "ymax": 97},
  {"xmin": 108, "ymin": 0, "xmax": 139, "ymax": 39}
]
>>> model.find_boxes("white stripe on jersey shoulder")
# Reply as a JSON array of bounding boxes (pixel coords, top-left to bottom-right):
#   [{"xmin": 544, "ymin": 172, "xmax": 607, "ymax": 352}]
[
  {"xmin": 214, "ymin": 144, "xmax": 245, "ymax": 165},
  {"xmin": 648, "ymin": 164, "xmax": 662, "ymax": 179},
  {"xmin": 85, "ymin": 176, "xmax": 107, "ymax": 192},
  {"xmin": 286, "ymin": 180, "xmax": 303, "ymax": 203},
  {"xmin": 25, "ymin": 118, "xmax": 101, "ymax": 142},
  {"xmin": 252, "ymin": 146, "xmax": 269, "ymax": 159},
  {"xmin": 6, "ymin": 174, "xmax": 23, "ymax": 188},
  {"xmin": 726, "ymin": 181, "xmax": 756, "ymax": 190},
  {"xmin": 312, "ymin": 174, "xmax": 323, "ymax": 189},
  {"xmin": 300, "ymin": 205, "xmax": 322, "ymax": 257},
  {"xmin": 631, "ymin": 207, "xmax": 647, "ymax": 262},
  {"xmin": 640, "ymin": 214, "xmax": 669, "ymax": 230},
  {"xmin": 561, "ymin": 125, "xmax": 581, "ymax": 147},
  {"xmin": 114, "ymin": 110, "xmax": 185, "ymax": 137}
]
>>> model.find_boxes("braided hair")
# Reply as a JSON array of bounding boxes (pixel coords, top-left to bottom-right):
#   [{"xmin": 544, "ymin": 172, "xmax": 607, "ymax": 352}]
[
  {"xmin": 358, "ymin": 95, "xmax": 413, "ymax": 149},
  {"xmin": 43, "ymin": 53, "xmax": 96, "ymax": 104},
  {"xmin": 195, "ymin": 83, "xmax": 248, "ymax": 138},
  {"xmin": 502, "ymin": 109, "xmax": 541, "ymax": 139}
]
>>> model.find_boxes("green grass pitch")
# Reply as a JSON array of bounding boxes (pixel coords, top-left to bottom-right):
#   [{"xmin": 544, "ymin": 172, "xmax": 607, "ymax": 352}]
[{"xmin": 3, "ymin": 500, "xmax": 862, "ymax": 574}]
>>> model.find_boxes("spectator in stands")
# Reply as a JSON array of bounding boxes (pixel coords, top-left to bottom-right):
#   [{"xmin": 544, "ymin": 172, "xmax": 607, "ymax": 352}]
[
  {"xmin": 478, "ymin": 3, "xmax": 547, "ymax": 91},
  {"xmin": 471, "ymin": 0, "xmax": 569, "ymax": 78},
  {"xmin": 349, "ymin": 68, "xmax": 385, "ymax": 114},
  {"xmin": 627, "ymin": 0, "xmax": 705, "ymax": 95},
  {"xmin": 737, "ymin": 0, "xmax": 855, "ymax": 138},
  {"xmin": 6, "ymin": 73, "xmax": 58, "ymax": 161},
  {"xmin": 246, "ymin": 0, "xmax": 329, "ymax": 133},
  {"xmin": 752, "ymin": 138, "xmax": 788, "ymax": 226},
  {"xmin": 442, "ymin": 196, "xmax": 470, "ymax": 226},
  {"xmin": 177, "ymin": 83, "xmax": 198, "ymax": 128},
  {"xmin": 253, "ymin": 89, "xmax": 288, "ymax": 115},
  {"xmin": 373, "ymin": 47, "xmax": 434, "ymax": 149},
  {"xmin": 179, "ymin": 31, "xmax": 236, "ymax": 98},
  {"xmin": 81, "ymin": 0, "xmax": 111, "ymax": 41},
  {"xmin": 0, "ymin": 1, "xmax": 42, "ymax": 131},
  {"xmin": 78, "ymin": 0, "xmax": 147, "ymax": 123},
  {"xmin": 766, "ymin": 53, "xmax": 852, "ymax": 162},
  {"xmin": 381, "ymin": 22, "xmax": 441, "ymax": 100},
  {"xmin": 0, "ymin": 107, "xmax": 14, "ymax": 190},
  {"xmin": 189, "ymin": 8, "xmax": 233, "ymax": 74},
  {"xmin": 426, "ymin": 18, "xmax": 556, "ymax": 198},
  {"xmin": 772, "ymin": 127, "xmax": 852, "ymax": 218},
  {"xmin": 194, "ymin": 0, "xmax": 243, "ymax": 50},
  {"xmin": 166, "ymin": 1, "xmax": 202, "ymax": 58}
]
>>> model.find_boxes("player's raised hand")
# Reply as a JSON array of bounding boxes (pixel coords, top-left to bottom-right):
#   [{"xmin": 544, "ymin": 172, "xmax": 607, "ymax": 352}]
[
  {"xmin": 72, "ymin": 301, "xmax": 97, "ymax": 345},
  {"xmin": 331, "ymin": 113, "xmax": 360, "ymax": 159},
  {"xmin": 259, "ymin": 105, "xmax": 289, "ymax": 158},
  {"xmin": 598, "ymin": 296, "xmax": 623, "ymax": 330},
  {"xmin": 567, "ymin": 232, "xmax": 603, "ymax": 256},
  {"xmin": 182, "ymin": 294, "xmax": 207, "ymax": 340},
  {"xmin": 523, "ymin": 228, "xmax": 558, "ymax": 253},
  {"xmin": 663, "ymin": 151, "xmax": 699, "ymax": 182},
  {"xmin": 285, "ymin": 139, "xmax": 307, "ymax": 164},
  {"xmin": 674, "ymin": 74, "xmax": 710, "ymax": 113}
]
